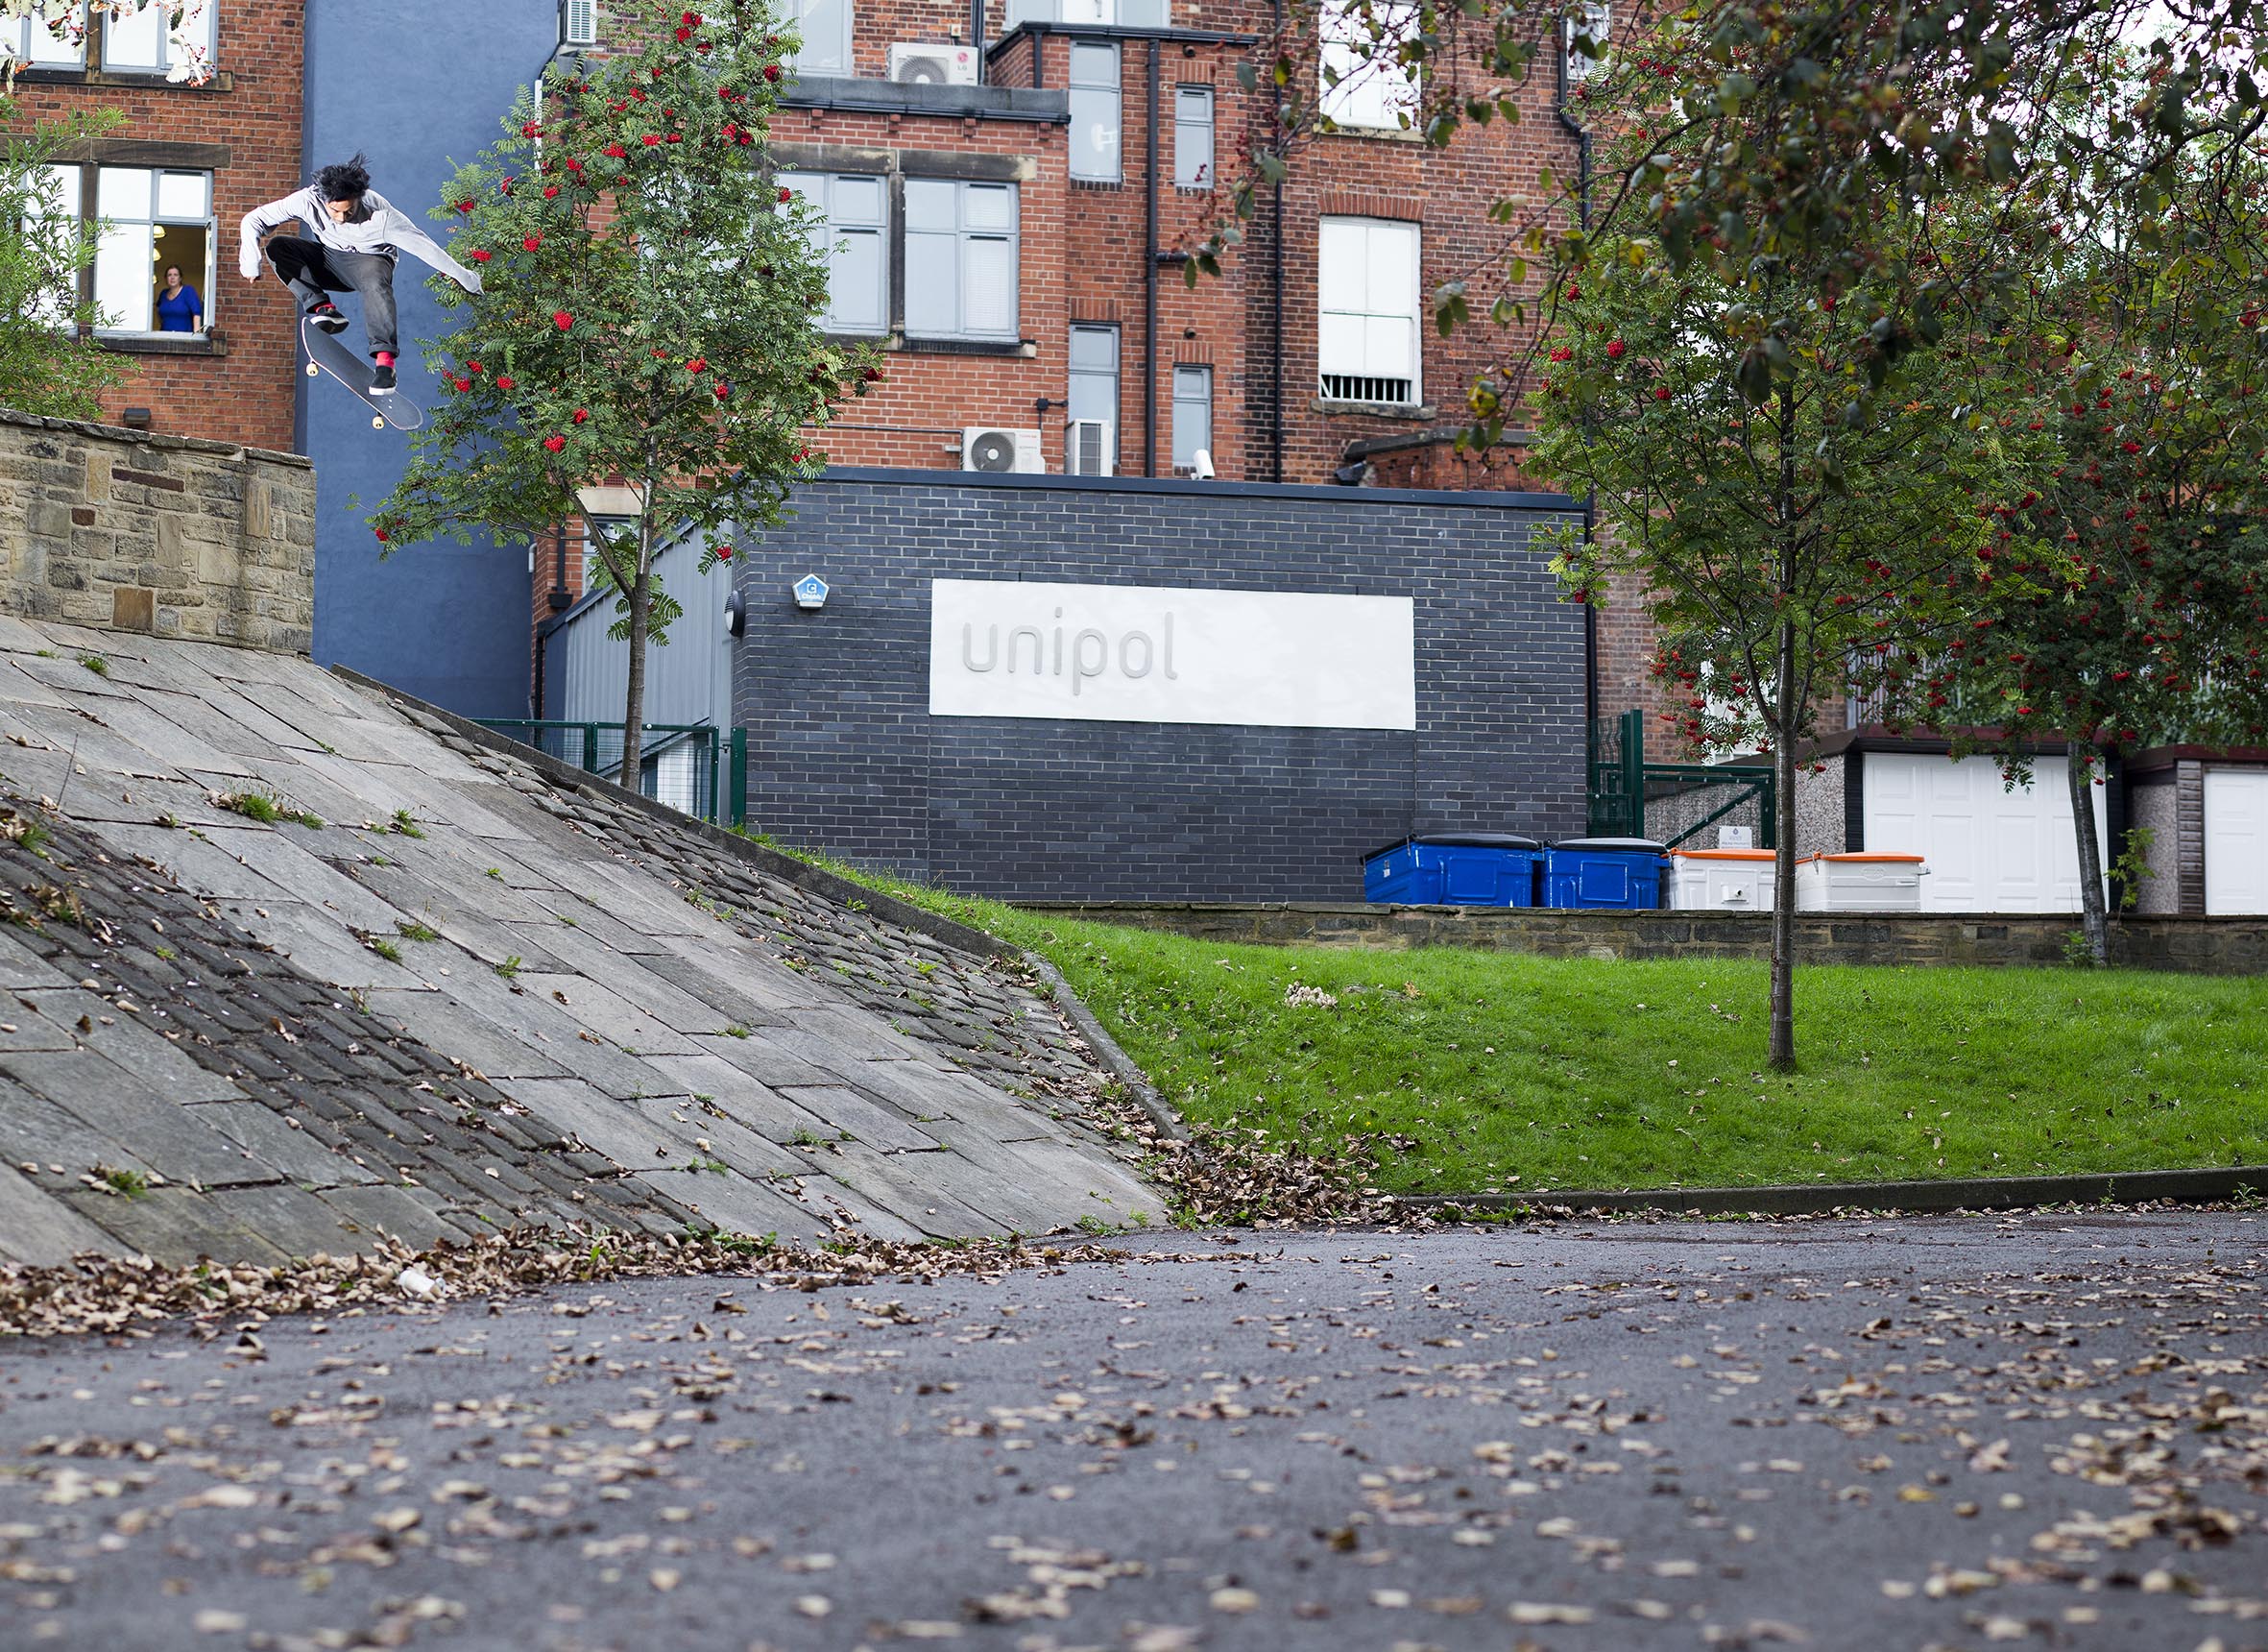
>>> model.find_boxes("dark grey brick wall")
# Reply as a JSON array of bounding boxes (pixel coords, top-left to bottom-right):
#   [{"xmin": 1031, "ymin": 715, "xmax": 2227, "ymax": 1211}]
[{"xmin": 732, "ymin": 471, "xmax": 1586, "ymax": 901}]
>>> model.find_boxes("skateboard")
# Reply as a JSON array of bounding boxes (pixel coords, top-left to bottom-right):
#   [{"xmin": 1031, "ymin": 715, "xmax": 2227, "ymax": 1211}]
[{"xmin": 301, "ymin": 316, "xmax": 422, "ymax": 431}]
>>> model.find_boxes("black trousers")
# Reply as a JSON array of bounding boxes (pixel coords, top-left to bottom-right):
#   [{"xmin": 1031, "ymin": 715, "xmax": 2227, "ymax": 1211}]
[{"xmin": 267, "ymin": 236, "xmax": 398, "ymax": 357}]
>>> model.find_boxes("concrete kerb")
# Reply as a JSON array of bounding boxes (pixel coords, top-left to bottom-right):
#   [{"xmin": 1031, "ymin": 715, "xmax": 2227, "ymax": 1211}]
[
  {"xmin": 326, "ymin": 666, "xmax": 1186, "ymax": 1140},
  {"xmin": 1395, "ymin": 1161, "xmax": 2268, "ymax": 1221}
]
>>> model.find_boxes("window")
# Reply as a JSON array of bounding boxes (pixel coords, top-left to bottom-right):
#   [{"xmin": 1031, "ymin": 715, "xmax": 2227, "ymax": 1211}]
[
  {"xmin": 1003, "ymin": 0, "xmax": 1169, "ymax": 27},
  {"xmin": 1068, "ymin": 324, "xmax": 1119, "ymax": 469},
  {"xmin": 905, "ymin": 179, "xmax": 1019, "ymax": 342},
  {"xmin": 783, "ymin": 0, "xmax": 851, "ymax": 76},
  {"xmin": 778, "ymin": 170, "xmax": 887, "ymax": 334},
  {"xmin": 91, "ymin": 167, "xmax": 215, "ymax": 335},
  {"xmin": 7, "ymin": 4, "xmax": 86, "ymax": 65},
  {"xmin": 21, "ymin": 164, "xmax": 84, "ymax": 328},
  {"xmin": 1069, "ymin": 42, "xmax": 1121, "ymax": 182},
  {"xmin": 1318, "ymin": 0, "xmax": 1419, "ymax": 131},
  {"xmin": 1170, "ymin": 365, "xmax": 1212, "ymax": 472},
  {"xmin": 1317, "ymin": 215, "xmax": 1418, "ymax": 405},
  {"xmin": 1173, "ymin": 85, "xmax": 1214, "ymax": 188},
  {"xmin": 102, "ymin": 0, "xmax": 214, "ymax": 74},
  {"xmin": 1564, "ymin": 2, "xmax": 1609, "ymax": 82}
]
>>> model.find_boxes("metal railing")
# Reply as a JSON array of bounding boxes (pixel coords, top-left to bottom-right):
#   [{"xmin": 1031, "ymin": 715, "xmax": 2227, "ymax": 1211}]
[
  {"xmin": 1588, "ymin": 707, "xmax": 1775, "ymax": 848},
  {"xmin": 477, "ymin": 718, "xmax": 748, "ymax": 828}
]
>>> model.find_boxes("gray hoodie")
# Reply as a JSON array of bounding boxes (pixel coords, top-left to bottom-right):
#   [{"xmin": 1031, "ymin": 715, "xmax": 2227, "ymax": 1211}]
[{"xmin": 238, "ymin": 187, "xmax": 482, "ymax": 292}]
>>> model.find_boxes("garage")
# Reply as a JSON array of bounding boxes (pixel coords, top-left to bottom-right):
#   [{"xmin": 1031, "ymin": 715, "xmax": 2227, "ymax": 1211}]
[
  {"xmin": 1860, "ymin": 752, "xmax": 2105, "ymax": 913},
  {"xmin": 2205, "ymin": 767, "xmax": 2268, "ymax": 915}
]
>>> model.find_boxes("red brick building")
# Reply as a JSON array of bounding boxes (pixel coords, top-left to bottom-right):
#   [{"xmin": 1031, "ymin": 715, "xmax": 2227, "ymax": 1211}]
[{"xmin": 5, "ymin": 1, "xmax": 304, "ymax": 451}]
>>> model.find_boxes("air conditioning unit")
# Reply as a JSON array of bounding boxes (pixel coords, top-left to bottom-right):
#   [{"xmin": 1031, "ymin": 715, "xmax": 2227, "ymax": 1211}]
[
  {"xmin": 889, "ymin": 43, "xmax": 979, "ymax": 85},
  {"xmin": 963, "ymin": 426, "xmax": 1043, "ymax": 474},
  {"xmin": 1065, "ymin": 419, "xmax": 1113, "ymax": 476},
  {"xmin": 560, "ymin": 0, "xmax": 598, "ymax": 47}
]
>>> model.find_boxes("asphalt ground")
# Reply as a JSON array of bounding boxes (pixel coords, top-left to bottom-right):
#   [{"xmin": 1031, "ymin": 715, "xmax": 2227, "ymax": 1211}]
[{"xmin": 0, "ymin": 1212, "xmax": 2262, "ymax": 1652}]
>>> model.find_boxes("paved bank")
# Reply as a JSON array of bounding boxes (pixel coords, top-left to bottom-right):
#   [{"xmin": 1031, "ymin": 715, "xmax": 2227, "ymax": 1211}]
[{"xmin": 0, "ymin": 1214, "xmax": 2259, "ymax": 1649}]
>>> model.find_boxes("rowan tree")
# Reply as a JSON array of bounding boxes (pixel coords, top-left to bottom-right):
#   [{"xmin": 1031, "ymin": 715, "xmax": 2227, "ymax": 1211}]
[
  {"xmin": 0, "ymin": 100, "xmax": 127, "ymax": 417},
  {"xmin": 370, "ymin": 0, "xmax": 877, "ymax": 785}
]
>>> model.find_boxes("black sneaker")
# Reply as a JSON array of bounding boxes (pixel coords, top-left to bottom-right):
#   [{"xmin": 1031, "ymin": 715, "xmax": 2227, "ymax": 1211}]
[
  {"xmin": 308, "ymin": 302, "xmax": 348, "ymax": 334},
  {"xmin": 371, "ymin": 363, "xmax": 398, "ymax": 394}
]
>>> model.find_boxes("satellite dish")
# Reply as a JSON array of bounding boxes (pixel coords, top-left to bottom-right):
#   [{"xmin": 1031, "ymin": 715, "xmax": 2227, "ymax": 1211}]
[{"xmin": 968, "ymin": 430, "xmax": 1019, "ymax": 472}]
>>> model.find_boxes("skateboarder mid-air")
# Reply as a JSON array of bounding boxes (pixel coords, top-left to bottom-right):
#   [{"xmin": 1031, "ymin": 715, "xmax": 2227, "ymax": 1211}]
[{"xmin": 239, "ymin": 155, "xmax": 481, "ymax": 395}]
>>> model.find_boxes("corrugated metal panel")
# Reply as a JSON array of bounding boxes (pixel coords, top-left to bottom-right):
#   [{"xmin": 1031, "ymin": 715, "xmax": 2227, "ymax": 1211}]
[{"xmin": 553, "ymin": 529, "xmax": 734, "ymax": 732}]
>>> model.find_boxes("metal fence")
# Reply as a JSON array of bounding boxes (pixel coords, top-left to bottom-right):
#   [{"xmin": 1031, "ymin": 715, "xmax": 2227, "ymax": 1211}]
[
  {"xmin": 477, "ymin": 718, "xmax": 748, "ymax": 828},
  {"xmin": 1588, "ymin": 707, "xmax": 1775, "ymax": 847}
]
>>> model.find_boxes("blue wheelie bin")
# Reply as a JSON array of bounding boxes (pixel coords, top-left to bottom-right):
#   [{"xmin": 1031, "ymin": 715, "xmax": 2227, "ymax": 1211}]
[
  {"xmin": 1363, "ymin": 833, "xmax": 1543, "ymax": 907},
  {"xmin": 1541, "ymin": 837, "xmax": 1670, "ymax": 909}
]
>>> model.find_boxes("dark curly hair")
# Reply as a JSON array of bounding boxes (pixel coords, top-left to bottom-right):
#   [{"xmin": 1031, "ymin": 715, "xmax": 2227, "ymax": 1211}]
[{"xmin": 316, "ymin": 153, "xmax": 373, "ymax": 219}]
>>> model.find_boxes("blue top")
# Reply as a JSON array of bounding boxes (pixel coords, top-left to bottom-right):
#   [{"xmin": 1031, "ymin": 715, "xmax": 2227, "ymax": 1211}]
[{"xmin": 156, "ymin": 284, "xmax": 203, "ymax": 332}]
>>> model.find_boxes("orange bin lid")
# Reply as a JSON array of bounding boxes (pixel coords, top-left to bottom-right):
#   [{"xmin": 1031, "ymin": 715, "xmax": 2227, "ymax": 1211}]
[{"xmin": 1669, "ymin": 848, "xmax": 1777, "ymax": 861}]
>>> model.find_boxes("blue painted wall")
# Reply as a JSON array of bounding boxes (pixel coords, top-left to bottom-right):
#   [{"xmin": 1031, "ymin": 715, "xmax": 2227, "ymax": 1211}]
[{"xmin": 300, "ymin": 1, "xmax": 554, "ymax": 717}]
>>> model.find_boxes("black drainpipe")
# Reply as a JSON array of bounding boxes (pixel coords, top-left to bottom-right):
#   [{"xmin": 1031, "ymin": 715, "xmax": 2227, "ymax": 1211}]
[
  {"xmin": 1144, "ymin": 38, "xmax": 1161, "ymax": 476},
  {"xmin": 1269, "ymin": 0, "xmax": 1284, "ymax": 482},
  {"xmin": 1555, "ymin": 33, "xmax": 1598, "ymax": 724},
  {"xmin": 970, "ymin": 0, "xmax": 983, "ymax": 66}
]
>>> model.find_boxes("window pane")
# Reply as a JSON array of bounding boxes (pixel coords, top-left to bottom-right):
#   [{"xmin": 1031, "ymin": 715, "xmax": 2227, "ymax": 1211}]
[
  {"xmin": 38, "ymin": 162, "xmax": 82, "ymax": 219},
  {"xmin": 1318, "ymin": 0, "xmax": 1419, "ymax": 129},
  {"xmin": 180, "ymin": 0, "xmax": 216, "ymax": 55},
  {"xmin": 1069, "ymin": 86, "xmax": 1121, "ymax": 182},
  {"xmin": 23, "ymin": 6, "xmax": 87, "ymax": 64},
  {"xmin": 962, "ymin": 182, "xmax": 1016, "ymax": 231},
  {"xmin": 904, "ymin": 230, "xmax": 958, "ymax": 334},
  {"xmin": 961, "ymin": 235, "xmax": 1016, "ymax": 335},
  {"xmin": 99, "ymin": 166, "xmax": 153, "ymax": 221},
  {"xmin": 1171, "ymin": 367, "xmax": 1211, "ymax": 469},
  {"xmin": 905, "ymin": 178, "xmax": 955, "ymax": 232},
  {"xmin": 1070, "ymin": 40, "xmax": 1115, "ymax": 85},
  {"xmin": 1068, "ymin": 324, "xmax": 1118, "ymax": 373},
  {"xmin": 794, "ymin": 0, "xmax": 849, "ymax": 74},
  {"xmin": 832, "ymin": 173, "xmax": 884, "ymax": 226},
  {"xmin": 95, "ymin": 222, "xmax": 155, "ymax": 329},
  {"xmin": 776, "ymin": 169, "xmax": 815, "ymax": 203},
  {"xmin": 1175, "ymin": 87, "xmax": 1214, "ymax": 187},
  {"xmin": 1363, "ymin": 312, "xmax": 1412, "ymax": 378},
  {"xmin": 1317, "ymin": 311, "xmax": 1365, "ymax": 377},
  {"xmin": 830, "ymin": 226, "xmax": 885, "ymax": 331},
  {"xmin": 1366, "ymin": 222, "xmax": 1414, "ymax": 315},
  {"xmin": 1317, "ymin": 224, "xmax": 1368, "ymax": 314},
  {"xmin": 157, "ymin": 170, "xmax": 206, "ymax": 220},
  {"xmin": 103, "ymin": 1, "xmax": 162, "ymax": 68}
]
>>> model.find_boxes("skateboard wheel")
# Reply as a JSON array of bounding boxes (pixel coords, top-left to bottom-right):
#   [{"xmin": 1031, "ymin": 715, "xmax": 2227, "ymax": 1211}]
[
  {"xmin": 306, "ymin": 362, "xmax": 319, "ymax": 377},
  {"xmin": 373, "ymin": 415, "xmax": 385, "ymax": 429}
]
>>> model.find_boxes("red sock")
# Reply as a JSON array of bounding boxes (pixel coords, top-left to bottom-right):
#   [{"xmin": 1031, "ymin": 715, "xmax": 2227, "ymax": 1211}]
[{"xmin": 374, "ymin": 351, "xmax": 396, "ymax": 367}]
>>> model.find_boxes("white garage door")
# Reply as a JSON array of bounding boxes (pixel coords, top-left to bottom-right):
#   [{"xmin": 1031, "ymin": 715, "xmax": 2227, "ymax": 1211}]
[
  {"xmin": 1863, "ymin": 753, "xmax": 2106, "ymax": 912},
  {"xmin": 2205, "ymin": 768, "xmax": 2268, "ymax": 915}
]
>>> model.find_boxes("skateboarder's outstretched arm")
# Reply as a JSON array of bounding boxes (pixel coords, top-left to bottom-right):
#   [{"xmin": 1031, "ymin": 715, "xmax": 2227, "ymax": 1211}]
[
  {"xmin": 355, "ymin": 190, "xmax": 483, "ymax": 295},
  {"xmin": 239, "ymin": 186, "xmax": 321, "ymax": 279}
]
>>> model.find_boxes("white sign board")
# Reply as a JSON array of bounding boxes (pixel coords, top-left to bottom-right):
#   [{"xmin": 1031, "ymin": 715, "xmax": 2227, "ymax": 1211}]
[{"xmin": 928, "ymin": 578, "xmax": 1416, "ymax": 730}]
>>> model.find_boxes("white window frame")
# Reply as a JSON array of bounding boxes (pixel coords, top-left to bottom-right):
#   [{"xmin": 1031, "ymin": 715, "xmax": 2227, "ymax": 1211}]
[
  {"xmin": 100, "ymin": 0, "xmax": 215, "ymax": 74},
  {"xmin": 89, "ymin": 165, "xmax": 217, "ymax": 337},
  {"xmin": 904, "ymin": 179, "xmax": 1020, "ymax": 343},
  {"xmin": 1069, "ymin": 40, "xmax": 1122, "ymax": 183},
  {"xmin": 1170, "ymin": 364, "xmax": 1212, "ymax": 472},
  {"xmin": 1564, "ymin": 1, "xmax": 1609, "ymax": 82},
  {"xmin": 1318, "ymin": 0, "xmax": 1419, "ymax": 132},
  {"xmin": 1068, "ymin": 323, "xmax": 1119, "ymax": 471},
  {"xmin": 783, "ymin": 0, "xmax": 852, "ymax": 76},
  {"xmin": 777, "ymin": 169, "xmax": 888, "ymax": 336},
  {"xmin": 7, "ymin": 4, "xmax": 88, "ymax": 65},
  {"xmin": 1174, "ymin": 85, "xmax": 1215, "ymax": 188},
  {"xmin": 1316, "ymin": 214, "xmax": 1419, "ymax": 407}
]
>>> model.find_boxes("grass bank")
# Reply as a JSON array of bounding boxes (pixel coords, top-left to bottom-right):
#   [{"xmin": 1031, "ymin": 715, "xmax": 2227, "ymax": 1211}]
[{"xmin": 784, "ymin": 850, "xmax": 2268, "ymax": 1196}]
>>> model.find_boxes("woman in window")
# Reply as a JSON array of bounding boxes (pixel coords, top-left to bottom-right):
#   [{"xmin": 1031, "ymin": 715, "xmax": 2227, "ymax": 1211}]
[{"xmin": 155, "ymin": 263, "xmax": 204, "ymax": 333}]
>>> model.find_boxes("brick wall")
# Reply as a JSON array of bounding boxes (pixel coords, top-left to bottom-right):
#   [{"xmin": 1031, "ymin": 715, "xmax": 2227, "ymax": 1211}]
[
  {"xmin": 0, "ymin": 407, "xmax": 315, "ymax": 653},
  {"xmin": 728, "ymin": 471, "xmax": 1585, "ymax": 900},
  {"xmin": 2, "ymin": 1, "xmax": 306, "ymax": 451},
  {"xmin": 1017, "ymin": 900, "xmax": 2268, "ymax": 975}
]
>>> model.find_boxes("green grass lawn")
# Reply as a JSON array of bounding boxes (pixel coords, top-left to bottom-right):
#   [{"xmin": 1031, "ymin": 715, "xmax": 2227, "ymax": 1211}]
[{"xmin": 785, "ymin": 852, "xmax": 2268, "ymax": 1196}]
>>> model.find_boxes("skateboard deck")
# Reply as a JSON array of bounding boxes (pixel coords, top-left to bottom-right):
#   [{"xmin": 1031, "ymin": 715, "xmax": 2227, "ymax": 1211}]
[{"xmin": 301, "ymin": 317, "xmax": 422, "ymax": 431}]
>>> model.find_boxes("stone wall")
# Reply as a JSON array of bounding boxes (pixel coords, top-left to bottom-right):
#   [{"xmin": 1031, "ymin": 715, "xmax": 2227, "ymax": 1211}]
[
  {"xmin": 0, "ymin": 408, "xmax": 313, "ymax": 653},
  {"xmin": 1018, "ymin": 901, "xmax": 2268, "ymax": 975}
]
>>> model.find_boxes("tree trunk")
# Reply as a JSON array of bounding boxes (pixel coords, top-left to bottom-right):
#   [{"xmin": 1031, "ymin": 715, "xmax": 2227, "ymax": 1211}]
[
  {"xmin": 618, "ymin": 513, "xmax": 654, "ymax": 790},
  {"xmin": 2067, "ymin": 748, "xmax": 2109, "ymax": 966},
  {"xmin": 1768, "ymin": 377, "xmax": 1799, "ymax": 1073},
  {"xmin": 1769, "ymin": 614, "xmax": 1798, "ymax": 1071}
]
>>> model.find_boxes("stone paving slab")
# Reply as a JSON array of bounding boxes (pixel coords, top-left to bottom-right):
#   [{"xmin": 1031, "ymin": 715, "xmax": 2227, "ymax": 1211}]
[
  {"xmin": 0, "ymin": 619, "xmax": 1160, "ymax": 1265},
  {"xmin": 0, "ymin": 1158, "xmax": 123, "ymax": 1263}
]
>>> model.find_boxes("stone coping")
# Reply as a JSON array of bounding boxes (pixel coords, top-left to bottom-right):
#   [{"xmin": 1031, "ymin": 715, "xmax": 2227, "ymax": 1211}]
[{"xmin": 0, "ymin": 404, "xmax": 311, "ymax": 469}]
